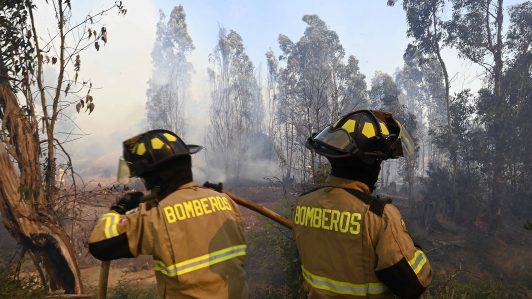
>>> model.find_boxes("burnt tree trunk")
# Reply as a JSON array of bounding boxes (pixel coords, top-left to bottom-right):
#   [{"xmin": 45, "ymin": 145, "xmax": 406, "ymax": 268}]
[{"xmin": 0, "ymin": 78, "xmax": 83, "ymax": 293}]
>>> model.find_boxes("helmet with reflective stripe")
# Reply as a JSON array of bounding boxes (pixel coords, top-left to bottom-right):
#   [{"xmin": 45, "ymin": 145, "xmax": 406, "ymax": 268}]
[
  {"xmin": 122, "ymin": 129, "xmax": 202, "ymax": 177},
  {"xmin": 305, "ymin": 110, "xmax": 415, "ymax": 163}
]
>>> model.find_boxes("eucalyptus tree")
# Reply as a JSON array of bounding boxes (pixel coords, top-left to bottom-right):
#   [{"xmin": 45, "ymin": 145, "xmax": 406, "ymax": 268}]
[
  {"xmin": 146, "ymin": 5, "xmax": 194, "ymax": 136},
  {"xmin": 207, "ymin": 28, "xmax": 263, "ymax": 179},
  {"xmin": 275, "ymin": 15, "xmax": 367, "ymax": 183}
]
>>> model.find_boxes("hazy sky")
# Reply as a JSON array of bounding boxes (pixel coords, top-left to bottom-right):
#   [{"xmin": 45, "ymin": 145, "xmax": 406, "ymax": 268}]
[{"xmin": 34, "ymin": 0, "xmax": 524, "ymax": 183}]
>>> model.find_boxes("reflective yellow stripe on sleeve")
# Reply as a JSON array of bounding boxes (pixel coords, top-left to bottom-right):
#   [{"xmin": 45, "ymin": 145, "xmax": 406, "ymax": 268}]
[
  {"xmin": 301, "ymin": 266, "xmax": 388, "ymax": 296},
  {"xmin": 100, "ymin": 212, "xmax": 120, "ymax": 239},
  {"xmin": 408, "ymin": 250, "xmax": 428, "ymax": 274},
  {"xmin": 154, "ymin": 244, "xmax": 247, "ymax": 277}
]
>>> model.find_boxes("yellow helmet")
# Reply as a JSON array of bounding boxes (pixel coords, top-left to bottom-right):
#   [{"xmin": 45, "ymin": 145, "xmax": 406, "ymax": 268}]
[
  {"xmin": 122, "ymin": 129, "xmax": 202, "ymax": 177},
  {"xmin": 306, "ymin": 110, "xmax": 415, "ymax": 162}
]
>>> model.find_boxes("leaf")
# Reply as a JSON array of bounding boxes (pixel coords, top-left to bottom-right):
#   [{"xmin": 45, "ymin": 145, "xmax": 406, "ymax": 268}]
[
  {"xmin": 80, "ymin": 99, "xmax": 84, "ymax": 108},
  {"xmin": 101, "ymin": 27, "xmax": 107, "ymax": 44},
  {"xmin": 86, "ymin": 94, "xmax": 93, "ymax": 102},
  {"xmin": 76, "ymin": 102, "xmax": 81, "ymax": 113},
  {"xmin": 93, "ymin": 30, "xmax": 97, "ymax": 38},
  {"xmin": 74, "ymin": 72, "xmax": 78, "ymax": 83},
  {"xmin": 74, "ymin": 55, "xmax": 80, "ymax": 71},
  {"xmin": 94, "ymin": 41, "xmax": 100, "ymax": 51},
  {"xmin": 64, "ymin": 83, "xmax": 70, "ymax": 95},
  {"xmin": 52, "ymin": 57, "xmax": 57, "ymax": 64},
  {"xmin": 88, "ymin": 28, "xmax": 92, "ymax": 39},
  {"xmin": 89, "ymin": 103, "xmax": 95, "ymax": 114}
]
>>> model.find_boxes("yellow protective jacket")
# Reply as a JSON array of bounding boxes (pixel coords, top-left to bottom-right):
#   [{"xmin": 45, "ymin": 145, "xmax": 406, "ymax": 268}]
[
  {"xmin": 88, "ymin": 182, "xmax": 248, "ymax": 299},
  {"xmin": 293, "ymin": 176, "xmax": 431, "ymax": 299}
]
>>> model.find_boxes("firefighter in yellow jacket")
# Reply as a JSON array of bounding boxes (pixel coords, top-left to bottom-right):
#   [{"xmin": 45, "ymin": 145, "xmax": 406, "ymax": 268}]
[
  {"xmin": 88, "ymin": 130, "xmax": 248, "ymax": 299},
  {"xmin": 294, "ymin": 110, "xmax": 431, "ymax": 298}
]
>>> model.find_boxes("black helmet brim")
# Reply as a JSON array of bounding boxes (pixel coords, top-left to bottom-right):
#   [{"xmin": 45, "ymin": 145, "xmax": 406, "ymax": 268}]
[{"xmin": 187, "ymin": 144, "xmax": 203, "ymax": 155}]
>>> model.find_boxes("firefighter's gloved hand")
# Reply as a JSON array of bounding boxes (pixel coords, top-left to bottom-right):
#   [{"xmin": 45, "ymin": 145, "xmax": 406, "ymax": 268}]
[
  {"xmin": 203, "ymin": 181, "xmax": 223, "ymax": 192},
  {"xmin": 110, "ymin": 191, "xmax": 144, "ymax": 214}
]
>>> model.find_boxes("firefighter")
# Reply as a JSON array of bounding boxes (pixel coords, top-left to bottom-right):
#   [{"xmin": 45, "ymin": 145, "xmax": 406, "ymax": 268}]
[
  {"xmin": 294, "ymin": 110, "xmax": 431, "ymax": 298},
  {"xmin": 88, "ymin": 129, "xmax": 248, "ymax": 299}
]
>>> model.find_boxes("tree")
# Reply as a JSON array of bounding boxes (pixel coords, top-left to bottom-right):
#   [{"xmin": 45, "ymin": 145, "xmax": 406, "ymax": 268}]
[
  {"xmin": 401, "ymin": 0, "xmax": 452, "ymax": 134},
  {"xmin": 0, "ymin": 0, "xmax": 125, "ymax": 293},
  {"xmin": 146, "ymin": 5, "xmax": 194, "ymax": 136},
  {"xmin": 369, "ymin": 72, "xmax": 418, "ymax": 215},
  {"xmin": 274, "ymin": 15, "xmax": 368, "ymax": 183},
  {"xmin": 447, "ymin": 0, "xmax": 506, "ymax": 99},
  {"xmin": 206, "ymin": 28, "xmax": 263, "ymax": 180},
  {"xmin": 445, "ymin": 0, "xmax": 525, "ymax": 230},
  {"xmin": 504, "ymin": 1, "xmax": 531, "ymax": 221},
  {"xmin": 395, "ymin": 52, "xmax": 446, "ymax": 174}
]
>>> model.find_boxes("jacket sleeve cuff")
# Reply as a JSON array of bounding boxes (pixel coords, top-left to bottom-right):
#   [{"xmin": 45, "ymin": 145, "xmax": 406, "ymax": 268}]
[
  {"xmin": 376, "ymin": 257, "xmax": 426, "ymax": 299},
  {"xmin": 89, "ymin": 233, "xmax": 134, "ymax": 261}
]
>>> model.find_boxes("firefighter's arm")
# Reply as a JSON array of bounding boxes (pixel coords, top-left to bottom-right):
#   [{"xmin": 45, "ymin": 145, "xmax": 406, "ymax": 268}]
[
  {"xmin": 374, "ymin": 204, "xmax": 432, "ymax": 299},
  {"xmin": 88, "ymin": 201, "xmax": 156, "ymax": 261},
  {"xmin": 88, "ymin": 211, "xmax": 133, "ymax": 261}
]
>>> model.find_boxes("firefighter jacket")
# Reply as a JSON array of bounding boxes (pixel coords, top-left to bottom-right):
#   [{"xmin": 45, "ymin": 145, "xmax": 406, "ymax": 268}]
[
  {"xmin": 89, "ymin": 182, "xmax": 248, "ymax": 299},
  {"xmin": 293, "ymin": 176, "xmax": 431, "ymax": 299}
]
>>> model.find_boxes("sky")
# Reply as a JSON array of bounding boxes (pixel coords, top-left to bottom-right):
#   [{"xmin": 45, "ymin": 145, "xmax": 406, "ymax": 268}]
[{"xmin": 30, "ymin": 0, "xmax": 526, "ymax": 184}]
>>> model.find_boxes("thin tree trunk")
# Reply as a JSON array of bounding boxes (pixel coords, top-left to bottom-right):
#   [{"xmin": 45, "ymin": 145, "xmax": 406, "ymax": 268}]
[{"xmin": 489, "ymin": 0, "xmax": 505, "ymax": 231}]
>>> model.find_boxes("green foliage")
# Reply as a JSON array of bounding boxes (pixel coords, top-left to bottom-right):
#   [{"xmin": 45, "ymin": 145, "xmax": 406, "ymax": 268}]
[
  {"xmin": 402, "ymin": 0, "xmax": 447, "ymax": 56},
  {"xmin": 0, "ymin": 266, "xmax": 46, "ymax": 298},
  {"xmin": 17, "ymin": 184, "xmax": 33, "ymax": 200},
  {"xmin": 525, "ymin": 221, "xmax": 532, "ymax": 231},
  {"xmin": 107, "ymin": 277, "xmax": 158, "ymax": 299},
  {"xmin": 424, "ymin": 281, "xmax": 521, "ymax": 299},
  {"xmin": 0, "ymin": 0, "xmax": 34, "ymax": 89},
  {"xmin": 245, "ymin": 201, "xmax": 305, "ymax": 299},
  {"xmin": 274, "ymin": 14, "xmax": 369, "ymax": 184}
]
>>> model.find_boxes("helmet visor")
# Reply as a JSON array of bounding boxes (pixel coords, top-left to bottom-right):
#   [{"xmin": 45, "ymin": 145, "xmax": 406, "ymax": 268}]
[
  {"xmin": 117, "ymin": 158, "xmax": 131, "ymax": 184},
  {"xmin": 396, "ymin": 121, "xmax": 416, "ymax": 158},
  {"xmin": 314, "ymin": 126, "xmax": 352, "ymax": 152}
]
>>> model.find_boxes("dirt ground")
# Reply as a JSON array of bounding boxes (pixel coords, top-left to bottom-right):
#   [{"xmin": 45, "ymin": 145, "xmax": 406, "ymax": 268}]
[
  {"xmin": 81, "ymin": 256, "xmax": 156, "ymax": 290},
  {"xmin": 5, "ymin": 184, "xmax": 531, "ymax": 297}
]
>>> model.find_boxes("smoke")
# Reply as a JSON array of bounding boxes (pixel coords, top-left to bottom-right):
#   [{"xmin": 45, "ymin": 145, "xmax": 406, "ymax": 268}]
[{"xmin": 184, "ymin": 95, "xmax": 281, "ymax": 185}]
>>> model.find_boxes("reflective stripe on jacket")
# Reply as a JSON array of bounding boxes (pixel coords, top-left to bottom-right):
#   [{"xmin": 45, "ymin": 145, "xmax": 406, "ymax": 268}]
[
  {"xmin": 89, "ymin": 182, "xmax": 248, "ymax": 299},
  {"xmin": 293, "ymin": 176, "xmax": 431, "ymax": 299}
]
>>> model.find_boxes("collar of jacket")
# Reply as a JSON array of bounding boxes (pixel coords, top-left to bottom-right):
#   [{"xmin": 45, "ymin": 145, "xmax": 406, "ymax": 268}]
[
  {"xmin": 157, "ymin": 181, "xmax": 199, "ymax": 200},
  {"xmin": 325, "ymin": 175, "xmax": 371, "ymax": 194},
  {"xmin": 177, "ymin": 181, "xmax": 198, "ymax": 190}
]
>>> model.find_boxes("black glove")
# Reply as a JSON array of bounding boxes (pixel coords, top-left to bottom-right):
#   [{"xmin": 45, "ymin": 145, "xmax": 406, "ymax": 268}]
[
  {"xmin": 110, "ymin": 191, "xmax": 144, "ymax": 214},
  {"xmin": 203, "ymin": 181, "xmax": 223, "ymax": 192}
]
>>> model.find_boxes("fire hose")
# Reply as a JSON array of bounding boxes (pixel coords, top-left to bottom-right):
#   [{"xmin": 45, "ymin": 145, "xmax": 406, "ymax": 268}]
[{"xmin": 98, "ymin": 187, "xmax": 292, "ymax": 298}]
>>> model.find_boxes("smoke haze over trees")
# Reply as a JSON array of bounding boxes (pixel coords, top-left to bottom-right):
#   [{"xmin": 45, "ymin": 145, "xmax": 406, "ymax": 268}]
[
  {"xmin": 146, "ymin": 3, "xmax": 531, "ymax": 236},
  {"xmin": 146, "ymin": 5, "xmax": 194, "ymax": 137},
  {"xmin": 205, "ymin": 27, "xmax": 266, "ymax": 181},
  {"xmin": 0, "ymin": 0, "xmax": 529, "ymax": 297}
]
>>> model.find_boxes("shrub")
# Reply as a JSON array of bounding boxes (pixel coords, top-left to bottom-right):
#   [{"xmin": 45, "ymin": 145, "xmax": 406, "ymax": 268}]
[{"xmin": 0, "ymin": 265, "xmax": 46, "ymax": 298}]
